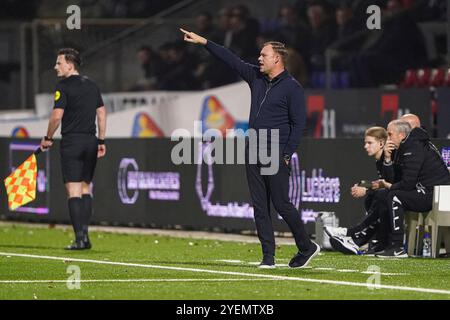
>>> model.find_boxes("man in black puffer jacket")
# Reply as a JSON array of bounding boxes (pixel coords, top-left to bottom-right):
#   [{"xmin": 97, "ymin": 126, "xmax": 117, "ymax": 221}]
[{"xmin": 375, "ymin": 120, "xmax": 450, "ymax": 258}]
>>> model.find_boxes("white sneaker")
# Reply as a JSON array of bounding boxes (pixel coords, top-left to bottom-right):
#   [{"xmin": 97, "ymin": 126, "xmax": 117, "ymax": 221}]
[
  {"xmin": 329, "ymin": 235, "xmax": 360, "ymax": 255},
  {"xmin": 324, "ymin": 226, "xmax": 348, "ymax": 238}
]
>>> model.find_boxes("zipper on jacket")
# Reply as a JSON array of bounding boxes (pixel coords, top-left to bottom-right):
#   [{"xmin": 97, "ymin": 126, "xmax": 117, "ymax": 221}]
[{"xmin": 254, "ymin": 81, "xmax": 274, "ymax": 121}]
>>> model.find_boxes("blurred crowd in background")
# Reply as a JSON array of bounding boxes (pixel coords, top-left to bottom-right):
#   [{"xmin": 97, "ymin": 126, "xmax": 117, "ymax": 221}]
[
  {"xmin": 131, "ymin": 0, "xmax": 446, "ymax": 91},
  {"xmin": 0, "ymin": 0, "xmax": 181, "ymax": 19},
  {"xmin": 0, "ymin": 0, "xmax": 447, "ymax": 91}
]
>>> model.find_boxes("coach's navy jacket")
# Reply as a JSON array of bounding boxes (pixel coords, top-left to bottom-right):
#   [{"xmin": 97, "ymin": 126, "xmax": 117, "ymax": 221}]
[{"xmin": 205, "ymin": 40, "xmax": 306, "ymax": 157}]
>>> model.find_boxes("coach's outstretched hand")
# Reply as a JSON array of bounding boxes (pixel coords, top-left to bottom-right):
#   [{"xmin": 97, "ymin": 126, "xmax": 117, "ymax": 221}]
[{"xmin": 180, "ymin": 28, "xmax": 207, "ymax": 45}]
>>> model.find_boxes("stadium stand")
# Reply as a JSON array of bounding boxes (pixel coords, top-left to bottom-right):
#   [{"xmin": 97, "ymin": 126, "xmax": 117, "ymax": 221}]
[{"xmin": 0, "ymin": 0, "xmax": 447, "ymax": 110}]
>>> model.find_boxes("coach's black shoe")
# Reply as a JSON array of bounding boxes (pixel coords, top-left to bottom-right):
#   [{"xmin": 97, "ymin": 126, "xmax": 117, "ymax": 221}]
[
  {"xmin": 82, "ymin": 234, "xmax": 92, "ymax": 249},
  {"xmin": 258, "ymin": 255, "xmax": 275, "ymax": 269},
  {"xmin": 83, "ymin": 240, "xmax": 92, "ymax": 250},
  {"xmin": 375, "ymin": 245, "xmax": 408, "ymax": 258},
  {"xmin": 289, "ymin": 242, "xmax": 320, "ymax": 269},
  {"xmin": 65, "ymin": 240, "xmax": 89, "ymax": 250}
]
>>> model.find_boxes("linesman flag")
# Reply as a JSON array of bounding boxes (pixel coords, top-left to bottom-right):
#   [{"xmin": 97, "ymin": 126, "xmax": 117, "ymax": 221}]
[{"xmin": 3, "ymin": 147, "xmax": 42, "ymax": 211}]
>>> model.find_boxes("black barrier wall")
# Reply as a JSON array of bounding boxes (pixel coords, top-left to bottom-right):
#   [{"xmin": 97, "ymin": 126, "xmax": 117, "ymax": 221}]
[
  {"xmin": 1, "ymin": 138, "xmax": 449, "ymax": 235},
  {"xmin": 437, "ymin": 88, "xmax": 450, "ymax": 138},
  {"xmin": 304, "ymin": 89, "xmax": 432, "ymax": 138}
]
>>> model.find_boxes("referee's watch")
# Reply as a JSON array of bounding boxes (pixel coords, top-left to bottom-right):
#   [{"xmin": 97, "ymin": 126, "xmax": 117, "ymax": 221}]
[
  {"xmin": 97, "ymin": 138, "xmax": 105, "ymax": 145},
  {"xmin": 283, "ymin": 154, "xmax": 291, "ymax": 162}
]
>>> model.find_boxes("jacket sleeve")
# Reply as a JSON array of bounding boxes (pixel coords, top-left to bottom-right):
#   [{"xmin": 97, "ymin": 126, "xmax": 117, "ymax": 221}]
[
  {"xmin": 381, "ymin": 161, "xmax": 395, "ymax": 183},
  {"xmin": 282, "ymin": 84, "xmax": 306, "ymax": 157},
  {"xmin": 205, "ymin": 40, "xmax": 258, "ymax": 84},
  {"xmin": 390, "ymin": 142, "xmax": 424, "ymax": 191},
  {"xmin": 376, "ymin": 152, "xmax": 395, "ymax": 183}
]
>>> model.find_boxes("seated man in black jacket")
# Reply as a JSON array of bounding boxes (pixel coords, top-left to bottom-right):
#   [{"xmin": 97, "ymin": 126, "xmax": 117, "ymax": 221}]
[{"xmin": 376, "ymin": 120, "xmax": 450, "ymax": 258}]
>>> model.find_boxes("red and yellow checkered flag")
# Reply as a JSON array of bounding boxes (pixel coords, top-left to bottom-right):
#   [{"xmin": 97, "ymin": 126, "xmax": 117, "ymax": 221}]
[{"xmin": 3, "ymin": 149, "xmax": 40, "ymax": 211}]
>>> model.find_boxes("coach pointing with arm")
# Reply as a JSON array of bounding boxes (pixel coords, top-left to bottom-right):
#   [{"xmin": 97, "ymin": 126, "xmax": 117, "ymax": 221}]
[{"xmin": 181, "ymin": 28, "xmax": 319, "ymax": 269}]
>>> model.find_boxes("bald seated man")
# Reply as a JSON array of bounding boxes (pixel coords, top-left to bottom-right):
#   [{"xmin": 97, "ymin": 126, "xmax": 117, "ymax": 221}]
[{"xmin": 400, "ymin": 113, "xmax": 421, "ymax": 129}]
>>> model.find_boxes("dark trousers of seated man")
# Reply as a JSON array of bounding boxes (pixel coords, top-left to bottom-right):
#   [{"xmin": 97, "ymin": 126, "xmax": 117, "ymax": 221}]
[
  {"xmin": 347, "ymin": 189, "xmax": 390, "ymax": 247},
  {"xmin": 245, "ymin": 150, "xmax": 312, "ymax": 259},
  {"xmin": 382, "ymin": 189, "xmax": 433, "ymax": 248}
]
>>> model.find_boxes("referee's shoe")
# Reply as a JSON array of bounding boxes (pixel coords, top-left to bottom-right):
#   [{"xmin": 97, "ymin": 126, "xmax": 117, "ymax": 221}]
[{"xmin": 288, "ymin": 242, "xmax": 320, "ymax": 268}]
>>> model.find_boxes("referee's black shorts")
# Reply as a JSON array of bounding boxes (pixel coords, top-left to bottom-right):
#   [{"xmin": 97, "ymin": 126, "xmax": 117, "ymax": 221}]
[{"xmin": 60, "ymin": 133, "xmax": 98, "ymax": 183}]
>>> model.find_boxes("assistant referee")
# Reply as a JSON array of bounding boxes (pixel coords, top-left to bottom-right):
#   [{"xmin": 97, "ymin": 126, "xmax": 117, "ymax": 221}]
[{"xmin": 40, "ymin": 48, "xmax": 107, "ymax": 250}]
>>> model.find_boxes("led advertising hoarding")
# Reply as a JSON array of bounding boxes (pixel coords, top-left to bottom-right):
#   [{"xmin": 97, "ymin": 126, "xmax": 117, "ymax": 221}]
[{"xmin": 1, "ymin": 138, "xmax": 448, "ymax": 235}]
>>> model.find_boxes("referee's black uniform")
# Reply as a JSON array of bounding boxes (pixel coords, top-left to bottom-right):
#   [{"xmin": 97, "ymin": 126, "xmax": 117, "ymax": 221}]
[{"xmin": 54, "ymin": 74, "xmax": 104, "ymax": 248}]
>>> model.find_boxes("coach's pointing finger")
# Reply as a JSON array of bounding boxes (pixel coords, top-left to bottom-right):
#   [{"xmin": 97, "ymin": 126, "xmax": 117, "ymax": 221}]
[{"xmin": 180, "ymin": 28, "xmax": 207, "ymax": 45}]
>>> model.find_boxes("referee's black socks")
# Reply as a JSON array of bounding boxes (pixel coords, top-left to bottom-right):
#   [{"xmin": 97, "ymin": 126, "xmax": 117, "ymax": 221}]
[
  {"xmin": 68, "ymin": 197, "xmax": 84, "ymax": 242},
  {"xmin": 81, "ymin": 194, "xmax": 92, "ymax": 242}
]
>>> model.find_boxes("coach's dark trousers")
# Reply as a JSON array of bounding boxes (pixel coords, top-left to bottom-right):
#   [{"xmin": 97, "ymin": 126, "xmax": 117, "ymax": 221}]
[
  {"xmin": 245, "ymin": 157, "xmax": 312, "ymax": 258},
  {"xmin": 383, "ymin": 188, "xmax": 433, "ymax": 247}
]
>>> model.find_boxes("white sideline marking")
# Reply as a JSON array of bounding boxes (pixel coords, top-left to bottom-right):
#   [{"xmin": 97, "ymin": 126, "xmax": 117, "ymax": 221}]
[
  {"xmin": 1, "ymin": 252, "xmax": 449, "ymax": 295},
  {"xmin": 361, "ymin": 271, "xmax": 408, "ymax": 276},
  {"xmin": 0, "ymin": 278, "xmax": 279, "ymax": 284},
  {"xmin": 217, "ymin": 260, "xmax": 408, "ymax": 276},
  {"xmin": 216, "ymin": 260, "xmax": 297, "ymax": 268},
  {"xmin": 247, "ymin": 262, "xmax": 291, "ymax": 267}
]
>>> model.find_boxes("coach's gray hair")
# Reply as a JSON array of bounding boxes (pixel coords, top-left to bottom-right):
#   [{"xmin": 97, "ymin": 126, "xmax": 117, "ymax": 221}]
[
  {"xmin": 389, "ymin": 120, "xmax": 412, "ymax": 136},
  {"xmin": 263, "ymin": 41, "xmax": 288, "ymax": 64}
]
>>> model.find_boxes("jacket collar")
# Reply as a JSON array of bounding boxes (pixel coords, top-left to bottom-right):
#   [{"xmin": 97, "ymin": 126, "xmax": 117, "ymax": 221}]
[{"xmin": 265, "ymin": 69, "xmax": 289, "ymax": 83}]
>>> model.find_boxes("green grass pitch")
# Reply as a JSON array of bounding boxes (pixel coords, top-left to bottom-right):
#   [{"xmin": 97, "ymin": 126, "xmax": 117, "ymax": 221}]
[{"xmin": 0, "ymin": 224, "xmax": 449, "ymax": 300}]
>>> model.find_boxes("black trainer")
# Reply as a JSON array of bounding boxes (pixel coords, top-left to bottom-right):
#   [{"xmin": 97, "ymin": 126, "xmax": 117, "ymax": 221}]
[
  {"xmin": 83, "ymin": 240, "xmax": 92, "ymax": 250},
  {"xmin": 288, "ymin": 242, "xmax": 320, "ymax": 269},
  {"xmin": 258, "ymin": 255, "xmax": 275, "ymax": 269},
  {"xmin": 364, "ymin": 242, "xmax": 387, "ymax": 256},
  {"xmin": 375, "ymin": 245, "xmax": 408, "ymax": 258},
  {"xmin": 65, "ymin": 240, "xmax": 90, "ymax": 250},
  {"xmin": 83, "ymin": 235, "xmax": 92, "ymax": 249}
]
